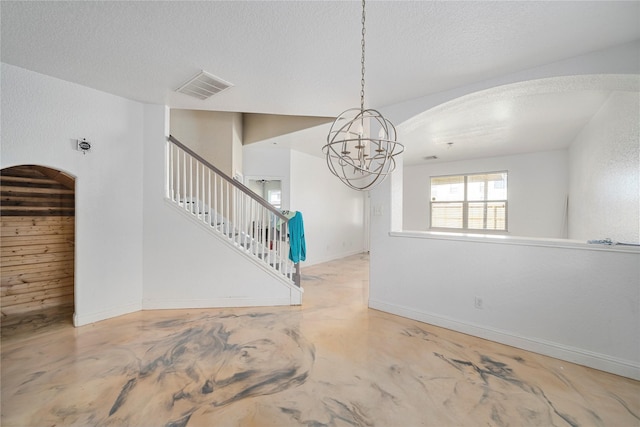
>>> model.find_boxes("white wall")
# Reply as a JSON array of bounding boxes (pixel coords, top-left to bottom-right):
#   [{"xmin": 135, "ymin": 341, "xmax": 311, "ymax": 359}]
[
  {"xmin": 370, "ymin": 42, "xmax": 640, "ymax": 379},
  {"xmin": 568, "ymin": 91, "xmax": 640, "ymax": 243},
  {"xmin": 404, "ymin": 150, "xmax": 569, "ymax": 238},
  {"xmin": 244, "ymin": 145, "xmax": 366, "ymax": 266},
  {"xmin": 169, "ymin": 109, "xmax": 242, "ymax": 177},
  {"xmin": 231, "ymin": 113, "xmax": 243, "ymax": 180},
  {"xmin": 243, "ymin": 146, "xmax": 291, "ymax": 210},
  {"xmin": 0, "ymin": 64, "xmax": 299, "ymax": 325},
  {"xmin": 1, "ymin": 63, "xmax": 145, "ymax": 325},
  {"xmin": 142, "ymin": 106, "xmax": 299, "ymax": 308},
  {"xmin": 289, "ymin": 150, "xmax": 365, "ymax": 266},
  {"xmin": 372, "ymin": 170, "xmax": 640, "ymax": 379}
]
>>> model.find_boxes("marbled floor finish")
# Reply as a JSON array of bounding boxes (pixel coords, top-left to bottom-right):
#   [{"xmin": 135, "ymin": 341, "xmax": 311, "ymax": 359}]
[
  {"xmin": 2, "ymin": 254, "xmax": 639, "ymax": 427},
  {"xmin": 1, "ymin": 303, "xmax": 74, "ymax": 339}
]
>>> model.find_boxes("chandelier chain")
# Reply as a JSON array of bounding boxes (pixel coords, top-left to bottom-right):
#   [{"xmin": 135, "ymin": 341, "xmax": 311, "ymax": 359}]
[{"xmin": 360, "ymin": 0, "xmax": 366, "ymax": 112}]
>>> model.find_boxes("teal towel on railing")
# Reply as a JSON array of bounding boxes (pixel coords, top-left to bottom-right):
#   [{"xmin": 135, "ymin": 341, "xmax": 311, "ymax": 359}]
[{"xmin": 288, "ymin": 211, "xmax": 306, "ymax": 263}]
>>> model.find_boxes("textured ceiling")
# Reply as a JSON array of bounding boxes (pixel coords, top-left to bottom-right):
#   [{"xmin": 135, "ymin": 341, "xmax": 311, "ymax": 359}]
[
  {"xmin": 400, "ymin": 75, "xmax": 640, "ymax": 165},
  {"xmin": 2, "ymin": 1, "xmax": 640, "ymax": 163}
]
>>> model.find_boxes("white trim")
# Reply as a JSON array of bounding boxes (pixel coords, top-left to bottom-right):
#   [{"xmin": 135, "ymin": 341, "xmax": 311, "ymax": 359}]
[
  {"xmin": 369, "ymin": 299, "xmax": 640, "ymax": 381},
  {"xmin": 142, "ymin": 297, "xmax": 292, "ymax": 310},
  {"xmin": 73, "ymin": 302, "xmax": 142, "ymax": 327},
  {"xmin": 390, "ymin": 231, "xmax": 640, "ymax": 254},
  {"xmin": 302, "ymin": 249, "xmax": 365, "ymax": 267},
  {"xmin": 290, "ymin": 288, "xmax": 302, "ymax": 306}
]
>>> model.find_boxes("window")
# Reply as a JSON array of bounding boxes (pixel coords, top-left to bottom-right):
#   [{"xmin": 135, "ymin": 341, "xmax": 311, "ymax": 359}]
[{"xmin": 430, "ymin": 172, "xmax": 508, "ymax": 231}]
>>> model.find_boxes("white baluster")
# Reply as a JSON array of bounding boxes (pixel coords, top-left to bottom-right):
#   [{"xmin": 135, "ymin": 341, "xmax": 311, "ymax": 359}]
[
  {"xmin": 236, "ymin": 187, "xmax": 241, "ymax": 247},
  {"xmin": 165, "ymin": 140, "xmax": 170, "ymax": 199},
  {"xmin": 263, "ymin": 203, "xmax": 267, "ymax": 256},
  {"xmin": 202, "ymin": 162, "xmax": 206, "ymax": 221},
  {"xmin": 225, "ymin": 180, "xmax": 230, "ymax": 236},
  {"xmin": 175, "ymin": 147, "xmax": 180, "ymax": 204},
  {"xmin": 171, "ymin": 144, "xmax": 176, "ymax": 202},
  {"xmin": 173, "ymin": 145, "xmax": 177, "ymax": 201},
  {"xmin": 214, "ymin": 173, "xmax": 218, "ymax": 230},
  {"xmin": 189, "ymin": 155, "xmax": 194, "ymax": 214},
  {"xmin": 207, "ymin": 169, "xmax": 212, "ymax": 226},
  {"xmin": 182, "ymin": 151, "xmax": 187, "ymax": 210}
]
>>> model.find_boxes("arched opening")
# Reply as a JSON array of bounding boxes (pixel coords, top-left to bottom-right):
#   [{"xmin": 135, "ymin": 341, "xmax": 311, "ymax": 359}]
[
  {"xmin": 1, "ymin": 165, "xmax": 75, "ymax": 336},
  {"xmin": 399, "ymin": 74, "xmax": 639, "ymax": 241}
]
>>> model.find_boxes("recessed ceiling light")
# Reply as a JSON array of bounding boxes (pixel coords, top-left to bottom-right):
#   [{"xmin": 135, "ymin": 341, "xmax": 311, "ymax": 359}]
[{"xmin": 424, "ymin": 155, "xmax": 438, "ymax": 160}]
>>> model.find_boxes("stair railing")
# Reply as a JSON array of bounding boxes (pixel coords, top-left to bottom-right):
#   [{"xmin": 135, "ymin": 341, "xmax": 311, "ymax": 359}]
[{"xmin": 166, "ymin": 135, "xmax": 300, "ymax": 287}]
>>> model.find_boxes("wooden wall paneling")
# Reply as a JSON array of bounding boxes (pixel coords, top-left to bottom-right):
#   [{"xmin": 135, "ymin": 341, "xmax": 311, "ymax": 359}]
[
  {"xmin": 1, "ymin": 261, "xmax": 74, "ymax": 286},
  {"xmin": 1, "ymin": 165, "xmax": 75, "ymax": 320},
  {"xmin": 1, "ymin": 276, "xmax": 74, "ymax": 297},
  {"xmin": 1, "ymin": 165, "xmax": 75, "ymax": 217},
  {"xmin": 1, "ymin": 222, "xmax": 75, "ymax": 316},
  {"xmin": 1, "ymin": 242, "xmax": 75, "ymax": 257}
]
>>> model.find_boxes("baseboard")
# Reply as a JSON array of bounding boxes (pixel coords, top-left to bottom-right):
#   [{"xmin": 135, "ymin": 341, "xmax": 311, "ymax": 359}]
[
  {"xmin": 74, "ymin": 302, "xmax": 142, "ymax": 327},
  {"xmin": 142, "ymin": 297, "xmax": 293, "ymax": 310},
  {"xmin": 290, "ymin": 288, "xmax": 302, "ymax": 305},
  {"xmin": 73, "ymin": 296, "xmax": 299, "ymax": 326},
  {"xmin": 369, "ymin": 299, "xmax": 640, "ymax": 381},
  {"xmin": 303, "ymin": 249, "xmax": 366, "ymax": 267}
]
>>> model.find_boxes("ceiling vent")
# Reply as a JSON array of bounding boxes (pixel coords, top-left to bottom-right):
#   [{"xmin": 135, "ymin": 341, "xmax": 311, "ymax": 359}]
[{"xmin": 175, "ymin": 71, "xmax": 233, "ymax": 100}]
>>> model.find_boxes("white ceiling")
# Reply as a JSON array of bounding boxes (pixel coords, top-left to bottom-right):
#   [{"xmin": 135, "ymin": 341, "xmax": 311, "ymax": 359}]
[
  {"xmin": 399, "ymin": 74, "xmax": 640, "ymax": 165},
  {"xmin": 2, "ymin": 1, "xmax": 639, "ymax": 164}
]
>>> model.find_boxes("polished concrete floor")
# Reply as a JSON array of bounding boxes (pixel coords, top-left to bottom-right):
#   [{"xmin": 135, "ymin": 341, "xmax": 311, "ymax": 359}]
[{"xmin": 2, "ymin": 254, "xmax": 639, "ymax": 426}]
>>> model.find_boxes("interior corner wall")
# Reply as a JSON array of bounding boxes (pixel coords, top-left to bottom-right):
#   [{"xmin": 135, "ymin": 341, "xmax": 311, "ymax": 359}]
[
  {"xmin": 568, "ymin": 91, "xmax": 640, "ymax": 243},
  {"xmin": 169, "ymin": 109, "xmax": 239, "ymax": 177},
  {"xmin": 243, "ymin": 145, "xmax": 365, "ymax": 265},
  {"xmin": 403, "ymin": 150, "xmax": 570, "ymax": 238},
  {"xmin": 289, "ymin": 150, "xmax": 365, "ymax": 266},
  {"xmin": 243, "ymin": 146, "xmax": 292, "ymax": 210},
  {"xmin": 1, "ymin": 63, "xmax": 145, "ymax": 325},
  {"xmin": 231, "ymin": 113, "xmax": 243, "ymax": 179}
]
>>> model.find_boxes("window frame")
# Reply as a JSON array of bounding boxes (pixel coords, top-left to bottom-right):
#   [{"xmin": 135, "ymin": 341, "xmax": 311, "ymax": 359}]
[{"xmin": 429, "ymin": 171, "xmax": 509, "ymax": 233}]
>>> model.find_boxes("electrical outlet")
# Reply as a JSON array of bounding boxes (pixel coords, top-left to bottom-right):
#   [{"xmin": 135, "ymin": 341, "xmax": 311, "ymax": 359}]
[{"xmin": 474, "ymin": 296, "xmax": 483, "ymax": 309}]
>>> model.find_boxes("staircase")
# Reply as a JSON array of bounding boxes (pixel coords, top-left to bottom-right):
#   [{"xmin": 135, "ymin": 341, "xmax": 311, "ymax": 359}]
[{"xmin": 165, "ymin": 136, "xmax": 301, "ymax": 291}]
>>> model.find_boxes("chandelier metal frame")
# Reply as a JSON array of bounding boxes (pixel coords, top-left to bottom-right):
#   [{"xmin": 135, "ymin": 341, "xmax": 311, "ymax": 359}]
[{"xmin": 323, "ymin": 0, "xmax": 404, "ymax": 191}]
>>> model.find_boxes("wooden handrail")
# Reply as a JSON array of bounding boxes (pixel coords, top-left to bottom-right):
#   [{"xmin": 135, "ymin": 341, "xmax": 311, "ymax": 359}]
[{"xmin": 168, "ymin": 135, "xmax": 288, "ymax": 222}]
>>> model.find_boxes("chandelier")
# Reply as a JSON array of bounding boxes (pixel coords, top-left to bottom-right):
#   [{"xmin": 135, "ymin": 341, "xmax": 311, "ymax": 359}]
[{"xmin": 323, "ymin": 0, "xmax": 404, "ymax": 191}]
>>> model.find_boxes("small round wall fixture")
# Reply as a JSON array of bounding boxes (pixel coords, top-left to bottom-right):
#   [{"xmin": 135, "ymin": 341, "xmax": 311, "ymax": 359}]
[{"xmin": 77, "ymin": 138, "xmax": 91, "ymax": 154}]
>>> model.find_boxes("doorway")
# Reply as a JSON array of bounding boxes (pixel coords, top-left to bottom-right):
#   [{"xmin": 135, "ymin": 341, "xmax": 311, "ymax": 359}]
[
  {"xmin": 246, "ymin": 178, "xmax": 283, "ymax": 209},
  {"xmin": 0, "ymin": 165, "xmax": 75, "ymax": 337}
]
